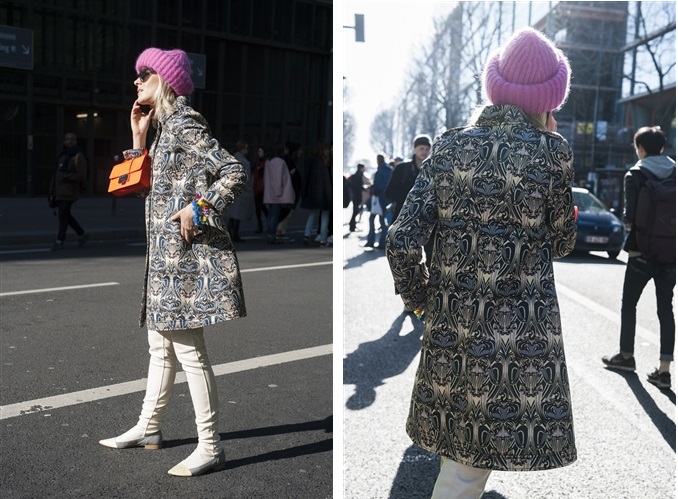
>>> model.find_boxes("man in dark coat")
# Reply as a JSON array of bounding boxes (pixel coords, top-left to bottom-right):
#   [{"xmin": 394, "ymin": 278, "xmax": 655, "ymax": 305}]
[
  {"xmin": 385, "ymin": 134, "xmax": 431, "ymax": 222},
  {"xmin": 385, "ymin": 134, "xmax": 434, "ymax": 268},
  {"xmin": 49, "ymin": 132, "xmax": 89, "ymax": 250}
]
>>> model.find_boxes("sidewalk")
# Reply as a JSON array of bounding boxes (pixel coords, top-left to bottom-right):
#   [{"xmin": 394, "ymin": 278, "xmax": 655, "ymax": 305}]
[{"xmin": 0, "ymin": 196, "xmax": 312, "ymax": 248}]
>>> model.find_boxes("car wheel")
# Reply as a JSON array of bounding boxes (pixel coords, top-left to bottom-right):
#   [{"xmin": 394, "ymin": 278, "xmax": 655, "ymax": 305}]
[{"xmin": 608, "ymin": 250, "xmax": 620, "ymax": 260}]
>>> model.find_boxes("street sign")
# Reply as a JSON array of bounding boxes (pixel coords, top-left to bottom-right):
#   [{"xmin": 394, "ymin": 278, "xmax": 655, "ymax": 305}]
[
  {"xmin": 186, "ymin": 52, "xmax": 206, "ymax": 90},
  {"xmin": 0, "ymin": 25, "xmax": 33, "ymax": 70}
]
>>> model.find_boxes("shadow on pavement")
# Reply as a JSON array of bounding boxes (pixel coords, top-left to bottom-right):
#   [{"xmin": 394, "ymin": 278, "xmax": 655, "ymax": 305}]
[
  {"xmin": 162, "ymin": 416, "xmax": 332, "ymax": 471},
  {"xmin": 343, "ymin": 312, "xmax": 423, "ymax": 410},
  {"xmin": 607, "ymin": 369, "xmax": 676, "ymax": 451},
  {"xmin": 343, "ymin": 244, "xmax": 387, "ymax": 270},
  {"xmin": 388, "ymin": 445, "xmax": 509, "ymax": 499},
  {"xmin": 221, "ymin": 438, "xmax": 332, "ymax": 470},
  {"xmin": 388, "ymin": 445, "xmax": 439, "ymax": 499}
]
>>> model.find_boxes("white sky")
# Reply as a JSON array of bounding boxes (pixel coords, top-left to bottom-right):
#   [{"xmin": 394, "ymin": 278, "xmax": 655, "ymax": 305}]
[
  {"xmin": 341, "ymin": 1, "xmax": 565, "ymax": 173},
  {"xmin": 342, "ymin": 1, "xmax": 457, "ymax": 171}
]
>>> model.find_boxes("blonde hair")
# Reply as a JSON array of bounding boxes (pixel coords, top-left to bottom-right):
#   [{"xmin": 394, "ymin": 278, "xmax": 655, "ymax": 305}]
[{"xmin": 150, "ymin": 76, "xmax": 179, "ymax": 124}]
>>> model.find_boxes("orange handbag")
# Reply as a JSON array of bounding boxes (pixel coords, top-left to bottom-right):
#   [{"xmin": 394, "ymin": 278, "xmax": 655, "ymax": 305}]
[{"xmin": 108, "ymin": 150, "xmax": 151, "ymax": 196}]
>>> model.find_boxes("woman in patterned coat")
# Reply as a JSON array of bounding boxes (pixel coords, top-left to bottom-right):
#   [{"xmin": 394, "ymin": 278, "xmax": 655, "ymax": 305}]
[
  {"xmin": 386, "ymin": 28, "xmax": 577, "ymax": 498},
  {"xmin": 99, "ymin": 48, "xmax": 246, "ymax": 477}
]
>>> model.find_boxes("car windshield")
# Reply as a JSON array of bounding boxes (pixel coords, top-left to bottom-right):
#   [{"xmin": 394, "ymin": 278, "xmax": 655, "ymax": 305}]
[{"xmin": 573, "ymin": 191, "xmax": 609, "ymax": 213}]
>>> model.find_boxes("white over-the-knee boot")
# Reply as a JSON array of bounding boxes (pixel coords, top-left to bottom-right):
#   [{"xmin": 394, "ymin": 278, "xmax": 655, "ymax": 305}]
[
  {"xmin": 431, "ymin": 457, "xmax": 492, "ymax": 499},
  {"xmin": 99, "ymin": 330, "xmax": 176, "ymax": 450},
  {"xmin": 167, "ymin": 328, "xmax": 225, "ymax": 477}
]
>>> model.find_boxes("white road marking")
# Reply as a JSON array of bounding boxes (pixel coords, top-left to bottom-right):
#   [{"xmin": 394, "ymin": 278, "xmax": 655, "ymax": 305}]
[
  {"xmin": 0, "ymin": 282, "xmax": 120, "ymax": 297},
  {"xmin": 241, "ymin": 261, "xmax": 332, "ymax": 273},
  {"xmin": 557, "ymin": 283, "xmax": 658, "ymax": 346},
  {"xmin": 0, "ymin": 261, "xmax": 331, "ymax": 297},
  {"xmin": 0, "ymin": 344, "xmax": 332, "ymax": 420},
  {"xmin": 0, "ymin": 248, "xmax": 51, "ymax": 255}
]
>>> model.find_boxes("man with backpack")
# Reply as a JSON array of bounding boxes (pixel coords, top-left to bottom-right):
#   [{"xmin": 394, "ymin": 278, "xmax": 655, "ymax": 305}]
[{"xmin": 603, "ymin": 126, "xmax": 676, "ymax": 389}]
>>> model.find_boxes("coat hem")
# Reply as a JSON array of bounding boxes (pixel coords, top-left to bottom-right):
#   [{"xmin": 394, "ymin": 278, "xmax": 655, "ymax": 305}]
[
  {"xmin": 141, "ymin": 312, "xmax": 247, "ymax": 331},
  {"xmin": 407, "ymin": 434, "xmax": 577, "ymax": 472}
]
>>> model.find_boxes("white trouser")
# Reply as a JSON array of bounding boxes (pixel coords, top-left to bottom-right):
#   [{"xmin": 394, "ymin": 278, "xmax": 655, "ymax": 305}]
[
  {"xmin": 136, "ymin": 328, "xmax": 221, "ymax": 455},
  {"xmin": 431, "ymin": 457, "xmax": 492, "ymax": 499}
]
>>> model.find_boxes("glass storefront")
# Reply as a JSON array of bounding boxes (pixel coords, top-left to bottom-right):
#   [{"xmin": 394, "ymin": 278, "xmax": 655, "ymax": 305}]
[{"xmin": 0, "ymin": 0, "xmax": 332, "ymax": 195}]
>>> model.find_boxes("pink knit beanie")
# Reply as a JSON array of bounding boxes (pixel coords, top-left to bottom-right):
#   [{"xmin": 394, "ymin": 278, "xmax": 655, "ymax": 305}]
[
  {"xmin": 135, "ymin": 48, "xmax": 194, "ymax": 96},
  {"xmin": 482, "ymin": 28, "xmax": 570, "ymax": 114}
]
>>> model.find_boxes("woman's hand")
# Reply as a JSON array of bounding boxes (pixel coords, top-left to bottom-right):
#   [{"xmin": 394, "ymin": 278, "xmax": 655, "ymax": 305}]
[
  {"xmin": 131, "ymin": 100, "xmax": 154, "ymax": 149},
  {"xmin": 170, "ymin": 203, "xmax": 201, "ymax": 243}
]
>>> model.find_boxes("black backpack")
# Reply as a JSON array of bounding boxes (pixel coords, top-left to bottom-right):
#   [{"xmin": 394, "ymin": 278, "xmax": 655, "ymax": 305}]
[{"xmin": 634, "ymin": 167, "xmax": 676, "ymax": 263}]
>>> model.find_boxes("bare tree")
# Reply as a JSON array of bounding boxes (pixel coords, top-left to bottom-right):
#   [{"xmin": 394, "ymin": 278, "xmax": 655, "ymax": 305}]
[
  {"xmin": 392, "ymin": 2, "xmax": 509, "ymax": 153},
  {"xmin": 623, "ymin": 1, "xmax": 676, "ymax": 130},
  {"xmin": 369, "ymin": 109, "xmax": 396, "ymax": 158}
]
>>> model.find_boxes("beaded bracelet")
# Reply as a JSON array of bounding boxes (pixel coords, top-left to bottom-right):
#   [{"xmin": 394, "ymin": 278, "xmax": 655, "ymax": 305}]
[{"xmin": 192, "ymin": 195, "xmax": 210, "ymax": 227}]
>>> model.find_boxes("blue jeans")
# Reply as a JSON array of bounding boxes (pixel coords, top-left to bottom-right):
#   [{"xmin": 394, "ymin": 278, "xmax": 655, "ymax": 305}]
[
  {"xmin": 266, "ymin": 204, "xmax": 281, "ymax": 238},
  {"xmin": 305, "ymin": 210, "xmax": 329, "ymax": 242},
  {"xmin": 366, "ymin": 213, "xmax": 387, "ymax": 247},
  {"xmin": 620, "ymin": 257, "xmax": 676, "ymax": 361}
]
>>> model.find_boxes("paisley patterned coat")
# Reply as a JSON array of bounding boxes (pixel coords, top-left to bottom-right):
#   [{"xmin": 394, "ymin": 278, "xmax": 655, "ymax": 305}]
[
  {"xmin": 123, "ymin": 97, "xmax": 247, "ymax": 332},
  {"xmin": 386, "ymin": 105, "xmax": 577, "ymax": 471}
]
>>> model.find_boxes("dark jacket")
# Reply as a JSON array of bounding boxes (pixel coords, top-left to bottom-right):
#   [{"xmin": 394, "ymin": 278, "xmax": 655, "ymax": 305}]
[
  {"xmin": 50, "ymin": 147, "xmax": 87, "ymax": 201},
  {"xmin": 385, "ymin": 156, "xmax": 419, "ymax": 206},
  {"xmin": 349, "ymin": 170, "xmax": 366, "ymax": 199},
  {"xmin": 300, "ymin": 156, "xmax": 332, "ymax": 211},
  {"xmin": 372, "ymin": 163, "xmax": 392, "ymax": 211},
  {"xmin": 623, "ymin": 154, "xmax": 676, "ymax": 254}
]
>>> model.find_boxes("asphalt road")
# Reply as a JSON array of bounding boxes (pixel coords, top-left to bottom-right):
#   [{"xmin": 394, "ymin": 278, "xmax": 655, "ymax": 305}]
[
  {"xmin": 0, "ymin": 237, "xmax": 333, "ymax": 499},
  {"xmin": 343, "ymin": 209, "xmax": 675, "ymax": 499}
]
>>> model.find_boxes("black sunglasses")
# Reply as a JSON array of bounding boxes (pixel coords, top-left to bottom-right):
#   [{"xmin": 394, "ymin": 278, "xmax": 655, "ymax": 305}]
[{"xmin": 136, "ymin": 68, "xmax": 156, "ymax": 82}]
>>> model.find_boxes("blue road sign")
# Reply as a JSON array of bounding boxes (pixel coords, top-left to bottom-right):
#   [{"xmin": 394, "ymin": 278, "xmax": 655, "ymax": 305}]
[{"xmin": 0, "ymin": 25, "xmax": 33, "ymax": 70}]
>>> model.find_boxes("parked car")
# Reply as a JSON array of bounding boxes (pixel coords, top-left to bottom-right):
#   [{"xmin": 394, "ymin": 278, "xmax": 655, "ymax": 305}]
[{"xmin": 571, "ymin": 187, "xmax": 625, "ymax": 259}]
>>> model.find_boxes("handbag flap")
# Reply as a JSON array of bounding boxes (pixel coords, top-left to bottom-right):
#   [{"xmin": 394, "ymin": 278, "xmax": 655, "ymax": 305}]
[{"xmin": 109, "ymin": 154, "xmax": 148, "ymax": 180}]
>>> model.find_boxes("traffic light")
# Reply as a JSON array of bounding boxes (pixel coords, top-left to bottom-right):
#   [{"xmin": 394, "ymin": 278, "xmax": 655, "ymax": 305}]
[{"xmin": 355, "ymin": 14, "xmax": 365, "ymax": 42}]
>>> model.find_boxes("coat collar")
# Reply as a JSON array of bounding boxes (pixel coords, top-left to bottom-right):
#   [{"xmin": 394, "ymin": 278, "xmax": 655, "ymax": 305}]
[{"xmin": 475, "ymin": 105, "xmax": 529, "ymax": 127}]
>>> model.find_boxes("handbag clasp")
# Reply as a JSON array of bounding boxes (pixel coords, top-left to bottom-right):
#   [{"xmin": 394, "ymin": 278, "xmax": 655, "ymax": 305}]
[{"xmin": 118, "ymin": 174, "xmax": 129, "ymax": 184}]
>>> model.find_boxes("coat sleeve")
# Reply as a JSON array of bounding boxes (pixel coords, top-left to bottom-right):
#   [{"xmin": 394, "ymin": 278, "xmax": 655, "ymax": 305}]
[
  {"xmin": 173, "ymin": 118, "xmax": 246, "ymax": 214},
  {"xmin": 546, "ymin": 138, "xmax": 577, "ymax": 259},
  {"xmin": 386, "ymin": 158, "xmax": 437, "ymax": 311}
]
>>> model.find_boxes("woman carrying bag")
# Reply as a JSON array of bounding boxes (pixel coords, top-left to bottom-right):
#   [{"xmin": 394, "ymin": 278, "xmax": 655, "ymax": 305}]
[{"xmin": 99, "ymin": 47, "xmax": 247, "ymax": 477}]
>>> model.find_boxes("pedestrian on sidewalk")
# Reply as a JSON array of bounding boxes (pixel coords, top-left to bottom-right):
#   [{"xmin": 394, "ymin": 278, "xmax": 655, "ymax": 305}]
[
  {"xmin": 385, "ymin": 135, "xmax": 435, "ymax": 267},
  {"xmin": 48, "ymin": 132, "xmax": 89, "ymax": 250},
  {"xmin": 365, "ymin": 154, "xmax": 391, "ymax": 250},
  {"xmin": 385, "ymin": 134, "xmax": 430, "ymax": 222},
  {"xmin": 252, "ymin": 146, "xmax": 269, "ymax": 233},
  {"xmin": 98, "ymin": 47, "xmax": 247, "ymax": 478},
  {"xmin": 386, "ymin": 27, "xmax": 577, "ymax": 498},
  {"xmin": 301, "ymin": 140, "xmax": 332, "ymax": 247},
  {"xmin": 603, "ymin": 126, "xmax": 676, "ymax": 388},
  {"xmin": 276, "ymin": 141, "xmax": 303, "ymax": 241},
  {"xmin": 263, "ymin": 143, "xmax": 295, "ymax": 244},
  {"xmin": 348, "ymin": 163, "xmax": 369, "ymax": 232}
]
